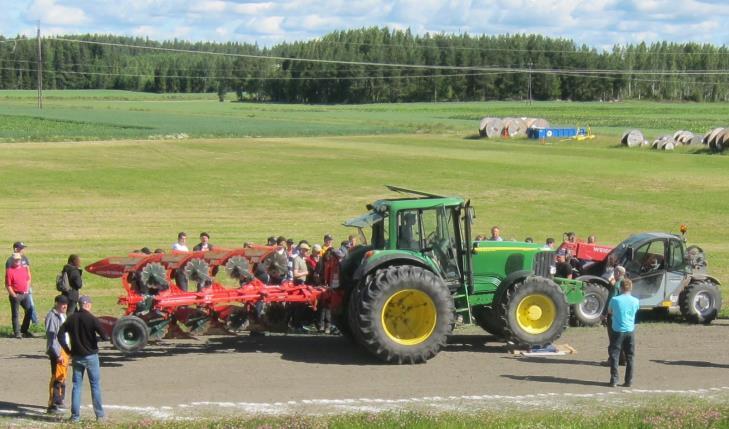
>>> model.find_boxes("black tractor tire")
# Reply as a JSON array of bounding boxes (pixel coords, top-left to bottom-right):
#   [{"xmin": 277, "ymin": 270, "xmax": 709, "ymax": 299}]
[
  {"xmin": 473, "ymin": 304, "xmax": 506, "ymax": 337},
  {"xmin": 111, "ymin": 315, "xmax": 149, "ymax": 354},
  {"xmin": 351, "ymin": 265, "xmax": 454, "ymax": 364},
  {"xmin": 570, "ymin": 282, "xmax": 609, "ymax": 327},
  {"xmin": 501, "ymin": 276, "xmax": 569, "ymax": 347},
  {"xmin": 679, "ymin": 280, "xmax": 722, "ymax": 324}
]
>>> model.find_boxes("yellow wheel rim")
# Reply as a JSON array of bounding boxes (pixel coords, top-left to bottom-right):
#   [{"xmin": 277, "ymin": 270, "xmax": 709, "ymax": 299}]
[
  {"xmin": 516, "ymin": 294, "xmax": 555, "ymax": 334},
  {"xmin": 381, "ymin": 289, "xmax": 437, "ymax": 346}
]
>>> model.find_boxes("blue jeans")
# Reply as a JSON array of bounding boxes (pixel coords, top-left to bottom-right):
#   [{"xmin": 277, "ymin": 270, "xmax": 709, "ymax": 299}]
[
  {"xmin": 71, "ymin": 354, "xmax": 104, "ymax": 420},
  {"xmin": 608, "ymin": 331, "xmax": 635, "ymax": 385}
]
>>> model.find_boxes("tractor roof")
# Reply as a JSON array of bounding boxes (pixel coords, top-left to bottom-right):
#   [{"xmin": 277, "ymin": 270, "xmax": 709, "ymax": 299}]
[
  {"xmin": 620, "ymin": 232, "xmax": 682, "ymax": 247},
  {"xmin": 373, "ymin": 185, "xmax": 465, "ymax": 211}
]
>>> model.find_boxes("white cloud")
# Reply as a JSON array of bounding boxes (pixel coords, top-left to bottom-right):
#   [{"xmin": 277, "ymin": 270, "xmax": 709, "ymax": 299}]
[
  {"xmin": 4, "ymin": 0, "xmax": 729, "ymax": 48},
  {"xmin": 25, "ymin": 0, "xmax": 89, "ymax": 26}
]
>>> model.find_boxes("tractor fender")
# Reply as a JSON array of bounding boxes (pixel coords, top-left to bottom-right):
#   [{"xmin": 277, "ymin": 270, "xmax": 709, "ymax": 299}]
[
  {"xmin": 353, "ymin": 254, "xmax": 435, "ymax": 284},
  {"xmin": 575, "ymin": 275, "xmax": 610, "ymax": 288},
  {"xmin": 492, "ymin": 270, "xmax": 533, "ymax": 305},
  {"xmin": 686, "ymin": 273, "xmax": 722, "ymax": 286}
]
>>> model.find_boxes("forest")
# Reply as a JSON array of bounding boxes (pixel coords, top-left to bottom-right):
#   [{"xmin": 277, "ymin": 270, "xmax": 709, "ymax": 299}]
[{"xmin": 2, "ymin": 27, "xmax": 729, "ymax": 103}]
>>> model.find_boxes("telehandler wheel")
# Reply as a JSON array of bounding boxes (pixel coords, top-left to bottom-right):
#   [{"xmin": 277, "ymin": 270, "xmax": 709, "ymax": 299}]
[
  {"xmin": 570, "ymin": 282, "xmax": 608, "ymax": 327},
  {"xmin": 501, "ymin": 276, "xmax": 569, "ymax": 347},
  {"xmin": 111, "ymin": 315, "xmax": 149, "ymax": 354},
  {"xmin": 473, "ymin": 305, "xmax": 506, "ymax": 337},
  {"xmin": 679, "ymin": 280, "xmax": 722, "ymax": 324},
  {"xmin": 352, "ymin": 265, "xmax": 454, "ymax": 364}
]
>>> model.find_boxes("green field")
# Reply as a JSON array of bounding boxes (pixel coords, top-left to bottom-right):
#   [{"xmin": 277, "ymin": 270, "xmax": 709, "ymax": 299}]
[{"xmin": 0, "ymin": 90, "xmax": 727, "ymax": 329}]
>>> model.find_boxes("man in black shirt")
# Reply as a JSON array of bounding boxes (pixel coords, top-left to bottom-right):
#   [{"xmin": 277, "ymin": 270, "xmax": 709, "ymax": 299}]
[
  {"xmin": 58, "ymin": 295, "xmax": 108, "ymax": 422},
  {"xmin": 61, "ymin": 255, "xmax": 84, "ymax": 316},
  {"xmin": 555, "ymin": 253, "xmax": 574, "ymax": 279}
]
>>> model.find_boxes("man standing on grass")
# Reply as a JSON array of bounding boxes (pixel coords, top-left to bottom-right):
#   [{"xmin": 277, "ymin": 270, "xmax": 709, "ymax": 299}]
[
  {"xmin": 607, "ymin": 278, "xmax": 639, "ymax": 387},
  {"xmin": 58, "ymin": 295, "xmax": 108, "ymax": 422},
  {"xmin": 172, "ymin": 232, "xmax": 189, "ymax": 252},
  {"xmin": 5, "ymin": 253, "xmax": 33, "ymax": 338},
  {"xmin": 193, "ymin": 232, "xmax": 214, "ymax": 251},
  {"xmin": 5, "ymin": 241, "xmax": 38, "ymax": 326},
  {"xmin": 45, "ymin": 295, "xmax": 69, "ymax": 414}
]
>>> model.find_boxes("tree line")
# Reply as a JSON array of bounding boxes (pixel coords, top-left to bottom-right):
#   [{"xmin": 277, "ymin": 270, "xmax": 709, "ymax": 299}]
[{"xmin": 1, "ymin": 27, "xmax": 729, "ymax": 103}]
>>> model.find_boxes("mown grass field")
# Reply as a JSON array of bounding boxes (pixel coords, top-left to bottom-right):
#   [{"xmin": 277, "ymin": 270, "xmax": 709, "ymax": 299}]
[{"xmin": 0, "ymin": 90, "xmax": 727, "ymax": 330}]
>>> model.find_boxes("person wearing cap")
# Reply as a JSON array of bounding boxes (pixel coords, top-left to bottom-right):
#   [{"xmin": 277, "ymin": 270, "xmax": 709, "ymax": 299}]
[
  {"xmin": 58, "ymin": 295, "xmax": 108, "ymax": 422},
  {"xmin": 292, "ymin": 243, "xmax": 310, "ymax": 286},
  {"xmin": 61, "ymin": 255, "xmax": 84, "ymax": 316},
  {"xmin": 193, "ymin": 232, "xmax": 214, "ymax": 252},
  {"xmin": 554, "ymin": 251, "xmax": 573, "ymax": 279},
  {"xmin": 45, "ymin": 295, "xmax": 69, "ymax": 414},
  {"xmin": 306, "ymin": 244, "xmax": 323, "ymax": 285},
  {"xmin": 6, "ymin": 241, "xmax": 39, "ymax": 326},
  {"xmin": 5, "ymin": 252, "xmax": 33, "ymax": 338},
  {"xmin": 322, "ymin": 234, "xmax": 334, "ymax": 254}
]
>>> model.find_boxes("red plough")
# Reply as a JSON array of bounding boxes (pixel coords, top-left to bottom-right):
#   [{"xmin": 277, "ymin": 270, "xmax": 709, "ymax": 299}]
[{"xmin": 86, "ymin": 246, "xmax": 339, "ymax": 353}]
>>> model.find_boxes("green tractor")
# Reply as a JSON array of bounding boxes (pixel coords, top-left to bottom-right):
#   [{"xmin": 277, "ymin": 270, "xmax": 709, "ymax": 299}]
[{"xmin": 337, "ymin": 187, "xmax": 584, "ymax": 364}]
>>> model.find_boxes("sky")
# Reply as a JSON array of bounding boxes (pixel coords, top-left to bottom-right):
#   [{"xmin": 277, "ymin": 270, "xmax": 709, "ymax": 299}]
[{"xmin": 2, "ymin": 0, "xmax": 729, "ymax": 49}]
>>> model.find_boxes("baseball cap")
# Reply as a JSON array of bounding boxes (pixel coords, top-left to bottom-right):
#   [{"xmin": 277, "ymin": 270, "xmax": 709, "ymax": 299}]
[
  {"xmin": 55, "ymin": 295, "xmax": 69, "ymax": 304},
  {"xmin": 12, "ymin": 241, "xmax": 26, "ymax": 250},
  {"xmin": 312, "ymin": 244, "xmax": 322, "ymax": 253},
  {"xmin": 286, "ymin": 238, "xmax": 295, "ymax": 244},
  {"xmin": 11, "ymin": 252, "xmax": 22, "ymax": 260},
  {"xmin": 299, "ymin": 243, "xmax": 311, "ymax": 251},
  {"xmin": 616, "ymin": 266, "xmax": 626, "ymax": 274},
  {"xmin": 324, "ymin": 234, "xmax": 333, "ymax": 241},
  {"xmin": 79, "ymin": 295, "xmax": 93, "ymax": 305}
]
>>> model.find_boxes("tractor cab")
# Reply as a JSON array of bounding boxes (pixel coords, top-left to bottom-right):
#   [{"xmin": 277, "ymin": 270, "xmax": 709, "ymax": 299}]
[{"xmin": 342, "ymin": 186, "xmax": 470, "ymax": 291}]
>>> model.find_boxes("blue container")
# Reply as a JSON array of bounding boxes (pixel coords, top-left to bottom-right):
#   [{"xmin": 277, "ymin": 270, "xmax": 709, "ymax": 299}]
[{"xmin": 527, "ymin": 127, "xmax": 587, "ymax": 139}]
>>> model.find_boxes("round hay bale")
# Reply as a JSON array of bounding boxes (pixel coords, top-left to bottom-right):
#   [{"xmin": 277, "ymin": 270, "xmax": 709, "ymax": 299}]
[
  {"xmin": 483, "ymin": 118, "xmax": 504, "ymax": 139},
  {"xmin": 479, "ymin": 116, "xmax": 496, "ymax": 137},
  {"xmin": 622, "ymin": 129, "xmax": 645, "ymax": 148},
  {"xmin": 662, "ymin": 141, "xmax": 676, "ymax": 151},
  {"xmin": 675, "ymin": 131, "xmax": 694, "ymax": 144},
  {"xmin": 672, "ymin": 130, "xmax": 686, "ymax": 141},
  {"xmin": 506, "ymin": 118, "xmax": 527, "ymax": 137},
  {"xmin": 689, "ymin": 134, "xmax": 703, "ymax": 146},
  {"xmin": 651, "ymin": 135, "xmax": 671, "ymax": 150},
  {"xmin": 714, "ymin": 128, "xmax": 729, "ymax": 152},
  {"xmin": 530, "ymin": 118, "xmax": 550, "ymax": 129},
  {"xmin": 707, "ymin": 127, "xmax": 725, "ymax": 147}
]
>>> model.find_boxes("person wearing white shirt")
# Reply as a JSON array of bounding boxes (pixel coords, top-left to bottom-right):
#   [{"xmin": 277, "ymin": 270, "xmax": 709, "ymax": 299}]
[{"xmin": 172, "ymin": 232, "xmax": 189, "ymax": 252}]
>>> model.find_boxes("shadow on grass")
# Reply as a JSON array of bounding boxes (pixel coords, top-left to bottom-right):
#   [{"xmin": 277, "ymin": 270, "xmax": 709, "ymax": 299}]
[
  {"xmin": 501, "ymin": 374, "xmax": 608, "ymax": 387},
  {"xmin": 0, "ymin": 401, "xmax": 65, "ymax": 423},
  {"xmin": 463, "ymin": 134, "xmax": 483, "ymax": 140},
  {"xmin": 651, "ymin": 359, "xmax": 729, "ymax": 369}
]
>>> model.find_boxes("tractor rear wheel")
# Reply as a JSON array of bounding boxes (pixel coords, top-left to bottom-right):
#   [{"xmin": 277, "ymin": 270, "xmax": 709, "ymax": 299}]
[
  {"xmin": 501, "ymin": 277, "xmax": 569, "ymax": 347},
  {"xmin": 351, "ymin": 265, "xmax": 454, "ymax": 364},
  {"xmin": 473, "ymin": 305, "xmax": 506, "ymax": 337},
  {"xmin": 570, "ymin": 281, "xmax": 608, "ymax": 327},
  {"xmin": 679, "ymin": 280, "xmax": 722, "ymax": 324},
  {"xmin": 111, "ymin": 315, "xmax": 149, "ymax": 353}
]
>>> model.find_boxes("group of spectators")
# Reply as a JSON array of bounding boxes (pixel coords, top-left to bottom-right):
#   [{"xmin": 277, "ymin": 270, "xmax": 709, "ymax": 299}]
[{"xmin": 4, "ymin": 240, "xmax": 107, "ymax": 421}]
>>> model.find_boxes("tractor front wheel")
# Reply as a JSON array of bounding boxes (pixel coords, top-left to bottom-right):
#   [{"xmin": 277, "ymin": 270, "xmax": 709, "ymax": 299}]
[
  {"xmin": 111, "ymin": 315, "xmax": 149, "ymax": 354},
  {"xmin": 679, "ymin": 281, "xmax": 722, "ymax": 324},
  {"xmin": 501, "ymin": 277, "xmax": 569, "ymax": 347},
  {"xmin": 352, "ymin": 265, "xmax": 454, "ymax": 364}
]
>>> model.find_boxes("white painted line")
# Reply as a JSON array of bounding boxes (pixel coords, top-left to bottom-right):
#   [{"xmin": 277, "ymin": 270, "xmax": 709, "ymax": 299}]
[{"xmin": 93, "ymin": 384, "xmax": 729, "ymax": 419}]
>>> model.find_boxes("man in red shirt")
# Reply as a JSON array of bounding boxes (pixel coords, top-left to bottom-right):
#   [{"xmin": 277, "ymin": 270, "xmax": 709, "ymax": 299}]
[{"xmin": 5, "ymin": 253, "xmax": 32, "ymax": 338}]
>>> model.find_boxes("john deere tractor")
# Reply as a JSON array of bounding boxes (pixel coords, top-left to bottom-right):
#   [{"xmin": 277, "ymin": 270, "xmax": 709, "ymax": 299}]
[{"xmin": 337, "ymin": 186, "xmax": 584, "ymax": 364}]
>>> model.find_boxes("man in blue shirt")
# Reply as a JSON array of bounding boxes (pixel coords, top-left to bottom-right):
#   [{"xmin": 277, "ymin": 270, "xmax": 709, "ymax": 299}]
[{"xmin": 607, "ymin": 278, "xmax": 640, "ymax": 387}]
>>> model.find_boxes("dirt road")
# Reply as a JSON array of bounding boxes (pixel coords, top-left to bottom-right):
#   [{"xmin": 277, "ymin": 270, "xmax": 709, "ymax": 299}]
[{"xmin": 2, "ymin": 321, "xmax": 728, "ymax": 421}]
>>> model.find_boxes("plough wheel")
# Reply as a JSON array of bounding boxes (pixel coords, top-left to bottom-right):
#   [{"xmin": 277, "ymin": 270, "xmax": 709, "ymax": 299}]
[{"xmin": 112, "ymin": 315, "xmax": 149, "ymax": 354}]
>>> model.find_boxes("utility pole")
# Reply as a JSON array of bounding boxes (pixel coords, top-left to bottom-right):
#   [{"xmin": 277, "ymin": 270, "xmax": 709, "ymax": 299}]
[
  {"xmin": 527, "ymin": 59, "xmax": 533, "ymax": 105},
  {"xmin": 36, "ymin": 21, "xmax": 43, "ymax": 109}
]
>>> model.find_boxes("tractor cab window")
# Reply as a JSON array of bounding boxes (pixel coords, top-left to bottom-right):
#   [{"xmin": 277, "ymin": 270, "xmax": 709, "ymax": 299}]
[
  {"xmin": 625, "ymin": 239, "xmax": 665, "ymax": 276},
  {"xmin": 397, "ymin": 210, "xmax": 421, "ymax": 251},
  {"xmin": 397, "ymin": 207, "xmax": 460, "ymax": 281},
  {"xmin": 667, "ymin": 239, "xmax": 685, "ymax": 271}
]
